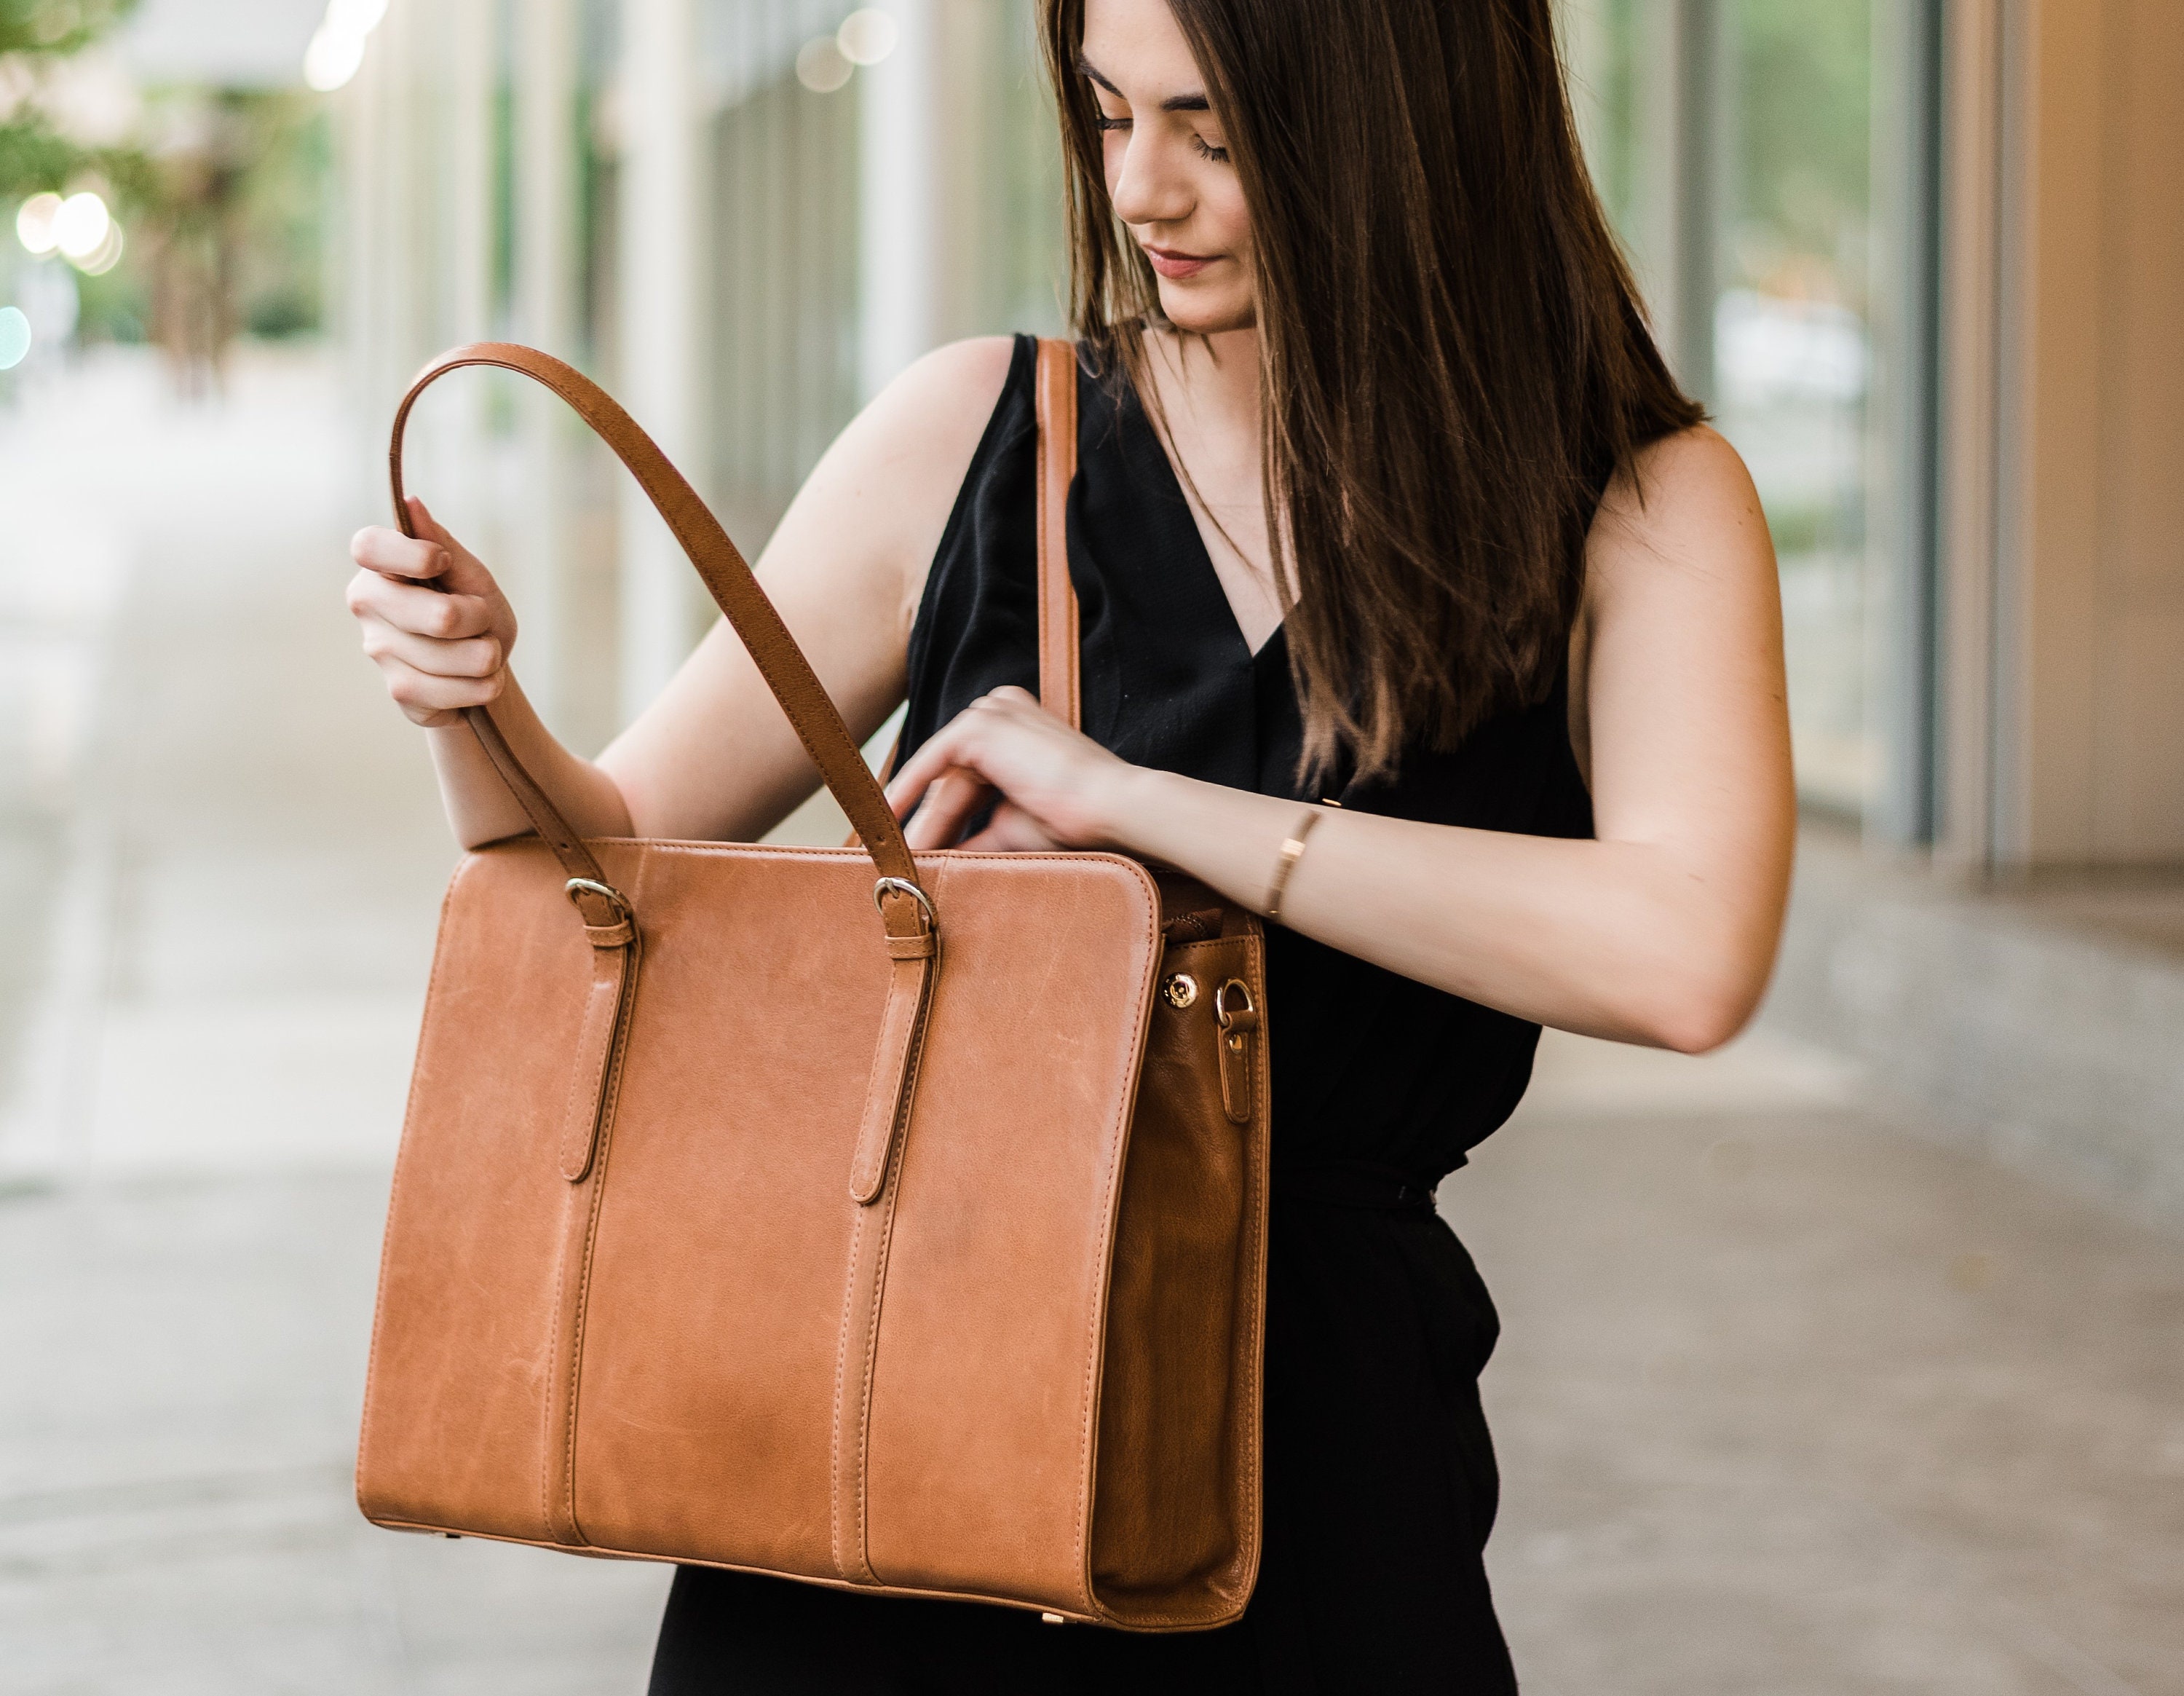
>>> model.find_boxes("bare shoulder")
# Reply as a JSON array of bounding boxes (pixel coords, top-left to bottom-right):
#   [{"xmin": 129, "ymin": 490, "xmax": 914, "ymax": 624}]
[
  {"xmin": 788, "ymin": 336, "xmax": 1012, "ymax": 548},
  {"xmin": 838, "ymin": 335, "xmax": 1016, "ymax": 469},
  {"xmin": 1588, "ymin": 425, "xmax": 1772, "ymax": 593},
  {"xmin": 761, "ymin": 336, "xmax": 1017, "ymax": 639}
]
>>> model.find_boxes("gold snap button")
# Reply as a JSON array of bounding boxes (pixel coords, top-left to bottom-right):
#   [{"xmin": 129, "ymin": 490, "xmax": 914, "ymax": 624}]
[{"xmin": 1163, "ymin": 973, "xmax": 1199, "ymax": 1009}]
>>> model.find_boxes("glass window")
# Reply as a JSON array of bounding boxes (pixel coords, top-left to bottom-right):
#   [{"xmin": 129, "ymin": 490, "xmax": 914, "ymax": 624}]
[
  {"xmin": 1714, "ymin": 0, "xmax": 1876, "ymax": 818},
  {"xmin": 1563, "ymin": 0, "xmax": 1935, "ymax": 827}
]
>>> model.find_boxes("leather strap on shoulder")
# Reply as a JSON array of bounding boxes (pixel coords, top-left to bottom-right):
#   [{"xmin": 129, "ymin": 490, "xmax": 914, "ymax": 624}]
[
  {"xmin": 387, "ymin": 343, "xmax": 927, "ymax": 902},
  {"xmin": 1034, "ymin": 338, "xmax": 1081, "ymax": 730}
]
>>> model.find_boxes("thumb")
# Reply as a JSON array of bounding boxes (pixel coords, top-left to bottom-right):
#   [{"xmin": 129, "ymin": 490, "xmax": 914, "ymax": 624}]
[{"xmin": 407, "ymin": 496, "xmax": 498, "ymax": 597}]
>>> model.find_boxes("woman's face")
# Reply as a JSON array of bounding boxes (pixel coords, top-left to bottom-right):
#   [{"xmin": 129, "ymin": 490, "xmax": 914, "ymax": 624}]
[{"xmin": 1080, "ymin": 0, "xmax": 1254, "ymax": 334}]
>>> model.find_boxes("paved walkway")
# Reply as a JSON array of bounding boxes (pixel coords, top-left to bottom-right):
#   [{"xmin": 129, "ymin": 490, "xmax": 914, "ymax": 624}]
[{"xmin": 3, "ymin": 350, "xmax": 2178, "ymax": 1693}]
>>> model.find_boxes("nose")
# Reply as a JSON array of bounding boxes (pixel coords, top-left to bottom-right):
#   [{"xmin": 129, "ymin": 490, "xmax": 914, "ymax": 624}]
[{"xmin": 1107, "ymin": 130, "xmax": 1195, "ymax": 232}]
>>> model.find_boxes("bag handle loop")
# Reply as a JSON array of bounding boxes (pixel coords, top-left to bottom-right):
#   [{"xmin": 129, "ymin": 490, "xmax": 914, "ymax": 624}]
[
  {"xmin": 387, "ymin": 343, "xmax": 929, "ymax": 921},
  {"xmin": 1034, "ymin": 338, "xmax": 1080, "ymax": 729}
]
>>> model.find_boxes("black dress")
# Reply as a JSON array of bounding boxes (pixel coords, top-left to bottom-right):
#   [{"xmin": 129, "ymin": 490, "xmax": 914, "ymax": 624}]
[{"xmin": 649, "ymin": 336, "xmax": 1595, "ymax": 1695}]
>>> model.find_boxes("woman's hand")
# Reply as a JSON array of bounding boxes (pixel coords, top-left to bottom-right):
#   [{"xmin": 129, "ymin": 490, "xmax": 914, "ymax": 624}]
[
  {"xmin": 347, "ymin": 496, "xmax": 518, "ymax": 727},
  {"xmin": 887, "ymin": 687, "xmax": 1140, "ymax": 851}
]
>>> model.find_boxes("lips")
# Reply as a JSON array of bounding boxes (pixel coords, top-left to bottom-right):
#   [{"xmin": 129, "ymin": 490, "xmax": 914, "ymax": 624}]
[{"xmin": 1143, "ymin": 245, "xmax": 1216, "ymax": 280}]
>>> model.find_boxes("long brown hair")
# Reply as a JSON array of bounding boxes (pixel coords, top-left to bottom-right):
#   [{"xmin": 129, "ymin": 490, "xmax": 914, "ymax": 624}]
[{"xmin": 1040, "ymin": 0, "xmax": 1703, "ymax": 781}]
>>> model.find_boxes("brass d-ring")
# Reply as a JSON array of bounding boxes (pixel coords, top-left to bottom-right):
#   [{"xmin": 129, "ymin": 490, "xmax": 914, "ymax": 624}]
[
  {"xmin": 872, "ymin": 875, "xmax": 938, "ymax": 933},
  {"xmin": 1214, "ymin": 979, "xmax": 1255, "ymax": 1029}
]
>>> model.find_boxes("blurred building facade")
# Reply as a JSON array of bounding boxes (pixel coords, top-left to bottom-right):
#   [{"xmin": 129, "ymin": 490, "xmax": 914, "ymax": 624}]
[
  {"xmin": 1564, "ymin": 0, "xmax": 2184, "ymax": 875},
  {"xmin": 339, "ymin": 0, "xmax": 1063, "ymax": 754},
  {"xmin": 339, "ymin": 1, "xmax": 2184, "ymax": 1218}
]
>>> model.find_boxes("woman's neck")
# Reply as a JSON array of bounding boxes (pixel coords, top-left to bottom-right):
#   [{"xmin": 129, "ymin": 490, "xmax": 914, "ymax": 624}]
[
  {"xmin": 1141, "ymin": 324, "xmax": 1286, "ymax": 651},
  {"xmin": 1147, "ymin": 324, "xmax": 1260, "ymax": 435}
]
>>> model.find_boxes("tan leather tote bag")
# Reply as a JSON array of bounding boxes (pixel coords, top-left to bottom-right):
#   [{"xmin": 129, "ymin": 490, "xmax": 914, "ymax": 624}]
[{"xmin": 357, "ymin": 342, "xmax": 1270, "ymax": 1631}]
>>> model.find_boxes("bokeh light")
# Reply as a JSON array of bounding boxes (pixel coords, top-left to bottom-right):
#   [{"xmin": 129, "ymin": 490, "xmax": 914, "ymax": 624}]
[
  {"xmin": 837, "ymin": 9, "xmax": 900, "ymax": 66},
  {"xmin": 75, "ymin": 220, "xmax": 124, "ymax": 277},
  {"xmin": 325, "ymin": 0, "xmax": 389, "ymax": 33},
  {"xmin": 15, "ymin": 192, "xmax": 63, "ymax": 257},
  {"xmin": 0, "ymin": 305, "xmax": 29, "ymax": 371},
  {"xmin": 795, "ymin": 35, "xmax": 853, "ymax": 94},
  {"xmin": 302, "ymin": 0, "xmax": 389, "ymax": 93},
  {"xmin": 52, "ymin": 192, "xmax": 111, "ymax": 262},
  {"xmin": 304, "ymin": 24, "xmax": 368, "ymax": 92}
]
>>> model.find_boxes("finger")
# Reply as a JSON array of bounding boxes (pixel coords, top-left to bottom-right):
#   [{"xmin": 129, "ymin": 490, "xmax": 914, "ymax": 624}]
[
  {"xmin": 956, "ymin": 802, "xmax": 1060, "ymax": 853},
  {"xmin": 374, "ymin": 654, "xmax": 506, "ymax": 716},
  {"xmin": 358, "ymin": 616, "xmax": 504, "ymax": 680},
  {"xmin": 887, "ymin": 733, "xmax": 962, "ymax": 818},
  {"xmin": 352, "ymin": 524, "xmax": 452, "ymax": 583},
  {"xmin": 347, "ymin": 570, "xmax": 498, "ymax": 639},
  {"xmin": 902, "ymin": 768, "xmax": 996, "ymax": 851},
  {"xmin": 407, "ymin": 498, "xmax": 501, "ymax": 598}
]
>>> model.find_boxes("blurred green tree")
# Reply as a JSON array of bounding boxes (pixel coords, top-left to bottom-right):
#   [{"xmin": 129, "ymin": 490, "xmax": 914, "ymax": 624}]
[{"xmin": 1, "ymin": 0, "xmax": 149, "ymax": 199}]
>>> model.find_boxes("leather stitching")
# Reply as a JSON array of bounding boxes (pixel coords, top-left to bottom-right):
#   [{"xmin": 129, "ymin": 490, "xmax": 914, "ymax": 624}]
[
  {"xmin": 829, "ymin": 1200, "xmax": 866, "ymax": 1580},
  {"xmin": 539, "ymin": 1159, "xmax": 578, "ymax": 1541},
  {"xmin": 831, "ymin": 942, "xmax": 935, "ymax": 1582},
  {"xmin": 540, "ymin": 928, "xmax": 622, "ymax": 1537},
  {"xmin": 1070, "ymin": 869, "xmax": 1159, "ymax": 1617},
  {"xmin": 852, "ymin": 950, "xmax": 937, "ymax": 1582},
  {"xmin": 852, "ymin": 1160, "xmax": 898, "ymax": 1582},
  {"xmin": 357, "ymin": 856, "xmax": 473, "ymax": 1513},
  {"xmin": 557, "ymin": 961, "xmax": 617, "ymax": 1183},
  {"xmin": 562, "ymin": 928, "xmax": 642, "ymax": 1547},
  {"xmin": 1078, "ymin": 923, "xmax": 1265, "ymax": 1629},
  {"xmin": 355, "ymin": 1515, "xmax": 1131, "ymax": 1622},
  {"xmin": 847, "ymin": 959, "xmax": 917, "ymax": 1204}
]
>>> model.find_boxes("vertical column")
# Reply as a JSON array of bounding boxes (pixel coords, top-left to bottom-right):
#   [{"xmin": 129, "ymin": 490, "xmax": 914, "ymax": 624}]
[
  {"xmin": 617, "ymin": 0, "xmax": 707, "ymax": 723},
  {"xmin": 858, "ymin": 0, "xmax": 939, "ymax": 401},
  {"xmin": 424, "ymin": 0, "xmax": 496, "ymax": 546},
  {"xmin": 1865, "ymin": 0, "xmax": 1946, "ymax": 848},
  {"xmin": 449, "ymin": 0, "xmax": 494, "ymax": 350},
  {"xmin": 1626, "ymin": 0, "xmax": 1719, "ymax": 401},
  {"xmin": 336, "ymin": 33, "xmax": 382, "ymax": 430},
  {"xmin": 1992, "ymin": 0, "xmax": 2184, "ymax": 864},
  {"xmin": 1936, "ymin": 0, "xmax": 2007, "ymax": 869},
  {"xmin": 1939, "ymin": 0, "xmax": 2184, "ymax": 867},
  {"xmin": 515, "ymin": 0, "xmax": 579, "ymax": 727}
]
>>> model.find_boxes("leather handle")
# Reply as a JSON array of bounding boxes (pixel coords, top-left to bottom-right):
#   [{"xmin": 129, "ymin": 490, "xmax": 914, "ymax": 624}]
[
  {"xmin": 388, "ymin": 343, "xmax": 926, "ymax": 900},
  {"xmin": 1034, "ymin": 338, "xmax": 1081, "ymax": 730}
]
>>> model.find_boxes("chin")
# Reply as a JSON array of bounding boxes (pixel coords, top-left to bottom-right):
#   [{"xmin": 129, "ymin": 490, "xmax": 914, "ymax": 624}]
[{"xmin": 1155, "ymin": 279, "xmax": 1257, "ymax": 336}]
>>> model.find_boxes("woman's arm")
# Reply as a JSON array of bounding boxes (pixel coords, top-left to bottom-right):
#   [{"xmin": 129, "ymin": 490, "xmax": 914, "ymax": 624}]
[
  {"xmin": 347, "ymin": 337, "xmax": 1015, "ymax": 849},
  {"xmin": 889, "ymin": 426, "xmax": 1795, "ymax": 1053}
]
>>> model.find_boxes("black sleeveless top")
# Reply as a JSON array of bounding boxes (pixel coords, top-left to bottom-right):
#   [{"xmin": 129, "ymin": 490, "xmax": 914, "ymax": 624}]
[
  {"xmin": 649, "ymin": 337, "xmax": 1597, "ymax": 1695},
  {"xmin": 901, "ymin": 337, "xmax": 1594, "ymax": 1191}
]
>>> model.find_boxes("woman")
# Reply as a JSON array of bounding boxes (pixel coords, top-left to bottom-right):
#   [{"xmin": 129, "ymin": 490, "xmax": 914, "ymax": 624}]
[{"xmin": 347, "ymin": 0, "xmax": 1792, "ymax": 1687}]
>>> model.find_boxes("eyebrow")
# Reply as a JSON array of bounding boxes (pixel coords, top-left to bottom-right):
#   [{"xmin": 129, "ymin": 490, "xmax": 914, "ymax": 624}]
[{"xmin": 1075, "ymin": 53, "xmax": 1211, "ymax": 113}]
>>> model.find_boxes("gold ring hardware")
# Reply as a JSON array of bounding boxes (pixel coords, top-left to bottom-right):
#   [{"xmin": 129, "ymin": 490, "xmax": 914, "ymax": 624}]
[
  {"xmin": 563, "ymin": 877, "xmax": 632, "ymax": 925},
  {"xmin": 1216, "ymin": 979, "xmax": 1255, "ymax": 1051},
  {"xmin": 871, "ymin": 875, "xmax": 938, "ymax": 933},
  {"xmin": 1162, "ymin": 973, "xmax": 1199, "ymax": 1009}
]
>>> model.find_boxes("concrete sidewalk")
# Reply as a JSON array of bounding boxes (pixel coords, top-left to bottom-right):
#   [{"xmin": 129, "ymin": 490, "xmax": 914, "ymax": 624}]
[
  {"xmin": 7, "ymin": 1043, "xmax": 2180, "ymax": 1695},
  {"xmin": 3, "ymin": 349, "xmax": 2179, "ymax": 1692},
  {"xmin": 0, "ymin": 345, "xmax": 674, "ymax": 1692},
  {"xmin": 1471, "ymin": 1040, "xmax": 2184, "ymax": 1696},
  {"xmin": 0, "ymin": 345, "xmax": 454, "ymax": 1179}
]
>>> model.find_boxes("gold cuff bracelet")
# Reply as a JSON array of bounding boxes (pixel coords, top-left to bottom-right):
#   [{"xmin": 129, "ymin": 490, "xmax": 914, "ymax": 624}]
[{"xmin": 1264, "ymin": 808, "xmax": 1326, "ymax": 924}]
